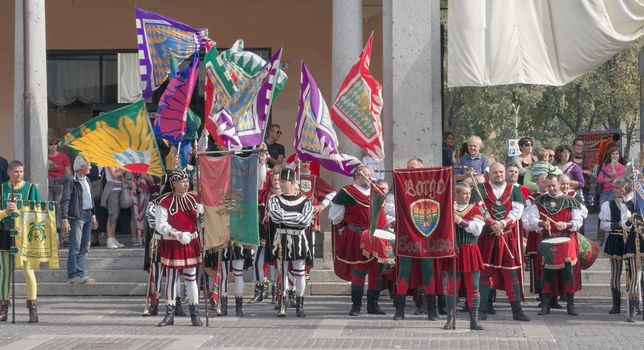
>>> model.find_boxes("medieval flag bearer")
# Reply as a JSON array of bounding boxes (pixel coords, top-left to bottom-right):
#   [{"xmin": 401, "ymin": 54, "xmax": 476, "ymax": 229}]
[
  {"xmin": 155, "ymin": 170, "xmax": 203, "ymax": 327},
  {"xmin": 524, "ymin": 174, "xmax": 583, "ymax": 316},
  {"xmin": 0, "ymin": 160, "xmax": 43, "ymax": 323},
  {"xmin": 471, "ymin": 162, "xmax": 529, "ymax": 322},
  {"xmin": 268, "ymin": 168, "xmax": 314, "ymax": 317},
  {"xmin": 443, "ymin": 183, "xmax": 485, "ymax": 330}
]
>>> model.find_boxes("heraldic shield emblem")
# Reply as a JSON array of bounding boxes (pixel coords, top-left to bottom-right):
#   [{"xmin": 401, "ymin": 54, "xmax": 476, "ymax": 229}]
[{"xmin": 409, "ymin": 198, "xmax": 440, "ymax": 237}]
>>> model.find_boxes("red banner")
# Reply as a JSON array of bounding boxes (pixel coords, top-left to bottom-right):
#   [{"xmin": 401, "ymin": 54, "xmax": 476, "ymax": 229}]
[{"xmin": 393, "ymin": 167, "xmax": 455, "ymax": 258}]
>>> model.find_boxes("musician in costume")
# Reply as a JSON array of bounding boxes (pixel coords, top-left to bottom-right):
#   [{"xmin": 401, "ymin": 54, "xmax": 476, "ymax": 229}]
[
  {"xmin": 155, "ymin": 170, "xmax": 203, "ymax": 327},
  {"xmin": 471, "ymin": 162, "xmax": 529, "ymax": 322},
  {"xmin": 599, "ymin": 177, "xmax": 643, "ymax": 320},
  {"xmin": 329, "ymin": 165, "xmax": 388, "ymax": 316},
  {"xmin": 443, "ymin": 183, "xmax": 485, "ymax": 331},
  {"xmin": 0, "ymin": 160, "xmax": 43, "ymax": 323},
  {"xmin": 524, "ymin": 174, "xmax": 583, "ymax": 316},
  {"xmin": 268, "ymin": 168, "xmax": 314, "ymax": 317}
]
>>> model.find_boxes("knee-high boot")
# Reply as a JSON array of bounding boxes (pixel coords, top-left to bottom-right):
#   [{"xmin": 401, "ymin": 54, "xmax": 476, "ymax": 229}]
[
  {"xmin": 566, "ymin": 294, "xmax": 578, "ymax": 316},
  {"xmin": 511, "ymin": 301, "xmax": 530, "ymax": 322},
  {"xmin": 367, "ymin": 290, "xmax": 386, "ymax": 315},
  {"xmin": 157, "ymin": 304, "xmax": 175, "ymax": 327},
  {"xmin": 235, "ymin": 296, "xmax": 244, "ymax": 317},
  {"xmin": 425, "ymin": 294, "xmax": 439, "ymax": 321},
  {"xmin": 174, "ymin": 297, "xmax": 187, "ymax": 316},
  {"xmin": 609, "ymin": 288, "xmax": 621, "ymax": 314},
  {"xmin": 349, "ymin": 289, "xmax": 363, "ymax": 316},
  {"xmin": 393, "ymin": 295, "xmax": 406, "ymax": 321},
  {"xmin": 0, "ymin": 300, "xmax": 8, "ymax": 322}
]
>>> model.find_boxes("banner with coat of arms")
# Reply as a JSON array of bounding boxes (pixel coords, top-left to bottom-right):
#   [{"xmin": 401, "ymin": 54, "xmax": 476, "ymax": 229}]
[
  {"xmin": 14, "ymin": 201, "xmax": 59, "ymax": 269},
  {"xmin": 393, "ymin": 167, "xmax": 455, "ymax": 259}
]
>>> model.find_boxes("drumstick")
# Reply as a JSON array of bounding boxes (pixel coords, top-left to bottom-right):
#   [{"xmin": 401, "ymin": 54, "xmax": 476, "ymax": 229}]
[{"xmin": 538, "ymin": 212, "xmax": 557, "ymax": 236}]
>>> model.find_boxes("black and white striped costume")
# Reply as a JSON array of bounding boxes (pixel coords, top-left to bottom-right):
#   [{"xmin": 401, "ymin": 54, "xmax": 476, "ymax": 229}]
[{"xmin": 268, "ymin": 193, "xmax": 314, "ymax": 299}]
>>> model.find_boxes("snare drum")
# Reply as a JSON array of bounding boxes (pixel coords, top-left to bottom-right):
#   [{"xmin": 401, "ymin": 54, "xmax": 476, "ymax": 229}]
[
  {"xmin": 539, "ymin": 236, "xmax": 577, "ymax": 269},
  {"xmin": 360, "ymin": 229, "xmax": 396, "ymax": 267},
  {"xmin": 577, "ymin": 234, "xmax": 599, "ymax": 270}
]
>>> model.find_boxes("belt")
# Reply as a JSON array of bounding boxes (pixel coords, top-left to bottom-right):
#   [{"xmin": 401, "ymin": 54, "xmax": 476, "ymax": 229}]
[
  {"xmin": 344, "ymin": 223, "xmax": 366, "ymax": 234},
  {"xmin": 162, "ymin": 232, "xmax": 198, "ymax": 241},
  {"xmin": 608, "ymin": 230, "xmax": 624, "ymax": 235},
  {"xmin": 276, "ymin": 228, "xmax": 305, "ymax": 235}
]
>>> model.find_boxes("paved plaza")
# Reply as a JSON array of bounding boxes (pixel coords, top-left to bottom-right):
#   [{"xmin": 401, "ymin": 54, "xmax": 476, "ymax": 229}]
[{"xmin": 0, "ymin": 296, "xmax": 642, "ymax": 350}]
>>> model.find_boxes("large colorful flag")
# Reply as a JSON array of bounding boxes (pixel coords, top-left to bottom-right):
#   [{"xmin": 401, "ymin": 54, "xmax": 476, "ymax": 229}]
[
  {"xmin": 135, "ymin": 8, "xmax": 207, "ymax": 98},
  {"xmin": 212, "ymin": 108, "xmax": 243, "ymax": 150},
  {"xmin": 204, "ymin": 41, "xmax": 287, "ymax": 149},
  {"xmin": 295, "ymin": 62, "xmax": 362, "ymax": 176},
  {"xmin": 331, "ymin": 32, "xmax": 384, "ymax": 160},
  {"xmin": 154, "ymin": 57, "xmax": 200, "ymax": 144},
  {"xmin": 393, "ymin": 167, "xmax": 455, "ymax": 258},
  {"xmin": 634, "ymin": 168, "xmax": 644, "ymax": 217},
  {"xmin": 60, "ymin": 101, "xmax": 165, "ymax": 176},
  {"xmin": 199, "ymin": 153, "xmax": 260, "ymax": 249}
]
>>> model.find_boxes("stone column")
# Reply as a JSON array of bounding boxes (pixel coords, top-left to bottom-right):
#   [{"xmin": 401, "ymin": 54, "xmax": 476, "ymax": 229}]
[
  {"xmin": 331, "ymin": 0, "xmax": 362, "ymax": 187},
  {"xmin": 383, "ymin": 0, "xmax": 442, "ymax": 168},
  {"xmin": 15, "ymin": 0, "xmax": 48, "ymax": 193},
  {"xmin": 13, "ymin": 0, "xmax": 24, "ymax": 163}
]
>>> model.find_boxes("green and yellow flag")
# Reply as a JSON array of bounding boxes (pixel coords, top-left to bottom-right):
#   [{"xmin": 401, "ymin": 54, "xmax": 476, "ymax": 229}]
[
  {"xmin": 15, "ymin": 201, "xmax": 59, "ymax": 270},
  {"xmin": 60, "ymin": 101, "xmax": 165, "ymax": 176}
]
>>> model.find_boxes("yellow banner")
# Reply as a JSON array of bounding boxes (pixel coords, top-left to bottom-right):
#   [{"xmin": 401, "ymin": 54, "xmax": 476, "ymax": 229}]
[{"xmin": 14, "ymin": 201, "xmax": 59, "ymax": 270}]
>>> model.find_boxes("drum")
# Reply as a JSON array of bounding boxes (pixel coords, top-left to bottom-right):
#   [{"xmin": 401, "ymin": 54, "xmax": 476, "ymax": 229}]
[
  {"xmin": 360, "ymin": 229, "xmax": 396, "ymax": 268},
  {"xmin": 539, "ymin": 236, "xmax": 577, "ymax": 270},
  {"xmin": 577, "ymin": 234, "xmax": 600, "ymax": 270}
]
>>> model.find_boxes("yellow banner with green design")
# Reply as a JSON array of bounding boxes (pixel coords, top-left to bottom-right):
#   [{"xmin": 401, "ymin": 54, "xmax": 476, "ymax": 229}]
[{"xmin": 13, "ymin": 201, "xmax": 59, "ymax": 269}]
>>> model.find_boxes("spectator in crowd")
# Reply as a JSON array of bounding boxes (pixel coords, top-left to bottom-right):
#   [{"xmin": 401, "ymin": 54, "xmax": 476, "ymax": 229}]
[
  {"xmin": 571, "ymin": 138, "xmax": 589, "ymax": 172},
  {"xmin": 545, "ymin": 147, "xmax": 556, "ymax": 165},
  {"xmin": 0, "ymin": 156, "xmax": 8, "ymax": 183},
  {"xmin": 455, "ymin": 136, "xmax": 490, "ymax": 183},
  {"xmin": 130, "ymin": 173, "xmax": 153, "ymax": 247},
  {"xmin": 60, "ymin": 156, "xmax": 98, "ymax": 285},
  {"xmin": 101, "ymin": 167, "xmax": 126, "ymax": 249},
  {"xmin": 594, "ymin": 133, "xmax": 621, "ymax": 166},
  {"xmin": 47, "ymin": 136, "xmax": 71, "ymax": 244},
  {"xmin": 442, "ymin": 131, "xmax": 457, "ymax": 167},
  {"xmin": 555, "ymin": 145, "xmax": 585, "ymax": 195},
  {"xmin": 506, "ymin": 163, "xmax": 530, "ymax": 199},
  {"xmin": 265, "ymin": 124, "xmax": 285, "ymax": 169},
  {"xmin": 508, "ymin": 137, "xmax": 536, "ymax": 185},
  {"xmin": 523, "ymin": 147, "xmax": 562, "ymax": 193},
  {"xmin": 597, "ymin": 146, "xmax": 626, "ymax": 206}
]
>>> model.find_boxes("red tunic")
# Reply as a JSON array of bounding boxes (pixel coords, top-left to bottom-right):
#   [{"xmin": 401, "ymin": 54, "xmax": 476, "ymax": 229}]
[
  {"xmin": 443, "ymin": 203, "xmax": 485, "ymax": 273},
  {"xmin": 333, "ymin": 185, "xmax": 387, "ymax": 282},
  {"xmin": 157, "ymin": 193, "xmax": 202, "ymax": 269}
]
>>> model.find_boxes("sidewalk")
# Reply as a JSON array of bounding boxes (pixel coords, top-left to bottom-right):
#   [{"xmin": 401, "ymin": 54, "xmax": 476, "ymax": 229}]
[{"xmin": 0, "ymin": 295, "xmax": 641, "ymax": 350}]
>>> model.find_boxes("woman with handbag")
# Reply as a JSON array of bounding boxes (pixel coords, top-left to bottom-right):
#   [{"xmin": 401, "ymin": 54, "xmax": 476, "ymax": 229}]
[{"xmin": 100, "ymin": 167, "xmax": 126, "ymax": 249}]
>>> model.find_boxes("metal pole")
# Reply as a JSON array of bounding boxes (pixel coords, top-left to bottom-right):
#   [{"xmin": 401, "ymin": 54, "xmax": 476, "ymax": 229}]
[{"xmin": 23, "ymin": 0, "xmax": 31, "ymax": 177}]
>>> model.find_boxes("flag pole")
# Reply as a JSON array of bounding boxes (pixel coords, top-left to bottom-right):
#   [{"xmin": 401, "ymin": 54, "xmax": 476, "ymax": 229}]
[
  {"xmin": 451, "ymin": 168, "xmax": 457, "ymax": 329},
  {"xmin": 195, "ymin": 152, "xmax": 210, "ymax": 326}
]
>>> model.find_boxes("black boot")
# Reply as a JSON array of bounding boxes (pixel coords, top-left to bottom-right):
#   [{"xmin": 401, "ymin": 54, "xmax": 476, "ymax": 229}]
[
  {"xmin": 566, "ymin": 294, "xmax": 578, "ymax": 316},
  {"xmin": 188, "ymin": 304, "xmax": 202, "ymax": 326},
  {"xmin": 479, "ymin": 301, "xmax": 488, "ymax": 321},
  {"xmin": 148, "ymin": 297, "xmax": 159, "ymax": 316},
  {"xmin": 349, "ymin": 289, "xmax": 363, "ymax": 316},
  {"xmin": 248, "ymin": 283, "xmax": 265, "ymax": 303},
  {"xmin": 367, "ymin": 290, "xmax": 386, "ymax": 315},
  {"xmin": 414, "ymin": 291, "xmax": 427, "ymax": 315},
  {"xmin": 511, "ymin": 301, "xmax": 530, "ymax": 322},
  {"xmin": 550, "ymin": 295, "xmax": 563, "ymax": 309},
  {"xmin": 470, "ymin": 308, "xmax": 484, "ymax": 330},
  {"xmin": 442, "ymin": 309, "xmax": 455, "ymax": 330},
  {"xmin": 217, "ymin": 296, "xmax": 228, "ymax": 316},
  {"xmin": 157, "ymin": 304, "xmax": 175, "ymax": 327},
  {"xmin": 487, "ymin": 289, "xmax": 497, "ymax": 314},
  {"xmin": 174, "ymin": 297, "xmax": 187, "ymax": 316},
  {"xmin": 296, "ymin": 296, "xmax": 306, "ymax": 317},
  {"xmin": 0, "ymin": 300, "xmax": 8, "ymax": 322},
  {"xmin": 538, "ymin": 294, "xmax": 551, "ymax": 315},
  {"xmin": 438, "ymin": 295, "xmax": 447, "ymax": 315},
  {"xmin": 426, "ymin": 294, "xmax": 439, "ymax": 321},
  {"xmin": 26, "ymin": 299, "xmax": 39, "ymax": 323},
  {"xmin": 270, "ymin": 285, "xmax": 276, "ymax": 304},
  {"xmin": 235, "ymin": 296, "xmax": 244, "ymax": 317},
  {"xmin": 288, "ymin": 289, "xmax": 296, "ymax": 308},
  {"xmin": 627, "ymin": 299, "xmax": 636, "ymax": 322},
  {"xmin": 393, "ymin": 295, "xmax": 405, "ymax": 321},
  {"xmin": 609, "ymin": 288, "xmax": 621, "ymax": 314},
  {"xmin": 262, "ymin": 280, "xmax": 270, "ymax": 300}
]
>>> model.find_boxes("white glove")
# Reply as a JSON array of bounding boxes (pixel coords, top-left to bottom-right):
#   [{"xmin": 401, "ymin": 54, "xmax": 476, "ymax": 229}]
[{"xmin": 179, "ymin": 231, "xmax": 192, "ymax": 245}]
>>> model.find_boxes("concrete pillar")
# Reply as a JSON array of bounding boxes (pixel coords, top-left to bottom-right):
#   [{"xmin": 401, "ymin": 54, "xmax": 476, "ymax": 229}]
[
  {"xmin": 331, "ymin": 0, "xmax": 363, "ymax": 187},
  {"xmin": 13, "ymin": 0, "xmax": 24, "ymax": 163},
  {"xmin": 383, "ymin": 0, "xmax": 442, "ymax": 168},
  {"xmin": 15, "ymin": 0, "xmax": 48, "ymax": 193}
]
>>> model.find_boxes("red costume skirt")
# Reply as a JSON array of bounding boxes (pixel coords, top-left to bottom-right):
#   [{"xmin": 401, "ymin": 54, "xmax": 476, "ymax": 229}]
[
  {"xmin": 442, "ymin": 244, "xmax": 484, "ymax": 273},
  {"xmin": 334, "ymin": 226, "xmax": 374, "ymax": 282},
  {"xmin": 158, "ymin": 237, "xmax": 202, "ymax": 269}
]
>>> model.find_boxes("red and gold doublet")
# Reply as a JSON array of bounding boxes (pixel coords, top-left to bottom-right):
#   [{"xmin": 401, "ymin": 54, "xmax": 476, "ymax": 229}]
[{"xmin": 157, "ymin": 192, "xmax": 202, "ymax": 269}]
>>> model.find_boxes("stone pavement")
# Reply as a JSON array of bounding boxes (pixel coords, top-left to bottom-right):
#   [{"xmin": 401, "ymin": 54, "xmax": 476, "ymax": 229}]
[{"xmin": 0, "ymin": 296, "xmax": 642, "ymax": 350}]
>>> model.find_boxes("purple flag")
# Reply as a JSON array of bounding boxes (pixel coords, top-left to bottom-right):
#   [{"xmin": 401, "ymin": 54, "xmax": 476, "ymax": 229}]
[
  {"xmin": 213, "ymin": 108, "xmax": 243, "ymax": 150},
  {"xmin": 154, "ymin": 57, "xmax": 199, "ymax": 144},
  {"xmin": 294, "ymin": 62, "xmax": 362, "ymax": 176},
  {"xmin": 135, "ymin": 8, "xmax": 207, "ymax": 99}
]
